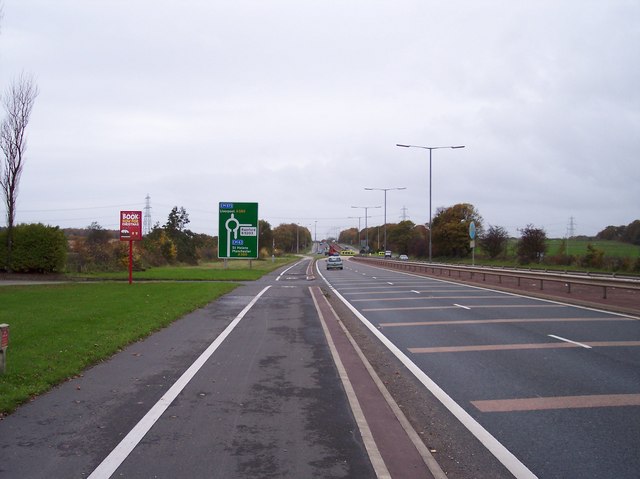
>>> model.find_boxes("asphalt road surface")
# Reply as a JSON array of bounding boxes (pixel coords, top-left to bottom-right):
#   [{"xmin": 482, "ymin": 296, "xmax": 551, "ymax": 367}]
[
  {"xmin": 0, "ymin": 259, "xmax": 439, "ymax": 478},
  {"xmin": 3, "ymin": 256, "xmax": 638, "ymax": 478},
  {"xmin": 319, "ymin": 257, "xmax": 640, "ymax": 479}
]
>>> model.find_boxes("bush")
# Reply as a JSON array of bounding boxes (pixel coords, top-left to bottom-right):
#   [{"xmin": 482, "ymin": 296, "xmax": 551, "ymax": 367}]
[
  {"xmin": 0, "ymin": 223, "xmax": 67, "ymax": 273},
  {"xmin": 517, "ymin": 224, "xmax": 547, "ymax": 264}
]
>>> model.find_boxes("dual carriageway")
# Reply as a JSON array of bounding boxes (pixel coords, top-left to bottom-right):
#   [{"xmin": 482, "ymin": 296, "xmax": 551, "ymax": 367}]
[{"xmin": 1, "ymin": 255, "xmax": 638, "ymax": 478}]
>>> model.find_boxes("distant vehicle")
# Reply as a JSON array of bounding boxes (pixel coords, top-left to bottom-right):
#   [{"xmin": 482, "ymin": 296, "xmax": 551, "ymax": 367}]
[
  {"xmin": 399, "ymin": 254, "xmax": 409, "ymax": 260},
  {"xmin": 326, "ymin": 256, "xmax": 343, "ymax": 270},
  {"xmin": 384, "ymin": 250, "xmax": 392, "ymax": 258}
]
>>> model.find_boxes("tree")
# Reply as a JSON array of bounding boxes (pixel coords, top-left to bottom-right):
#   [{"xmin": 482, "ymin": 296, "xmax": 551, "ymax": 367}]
[
  {"xmin": 272, "ymin": 223, "xmax": 310, "ymax": 253},
  {"xmin": 596, "ymin": 225, "xmax": 624, "ymax": 241},
  {"xmin": 163, "ymin": 206, "xmax": 197, "ymax": 264},
  {"xmin": 338, "ymin": 227, "xmax": 358, "ymax": 246},
  {"xmin": 259, "ymin": 220, "xmax": 273, "ymax": 255},
  {"xmin": 517, "ymin": 224, "xmax": 547, "ymax": 264},
  {"xmin": 431, "ymin": 203, "xmax": 483, "ymax": 257},
  {"xmin": 480, "ymin": 225, "xmax": 509, "ymax": 259},
  {"xmin": 386, "ymin": 221, "xmax": 418, "ymax": 255},
  {"xmin": 0, "ymin": 73, "xmax": 39, "ymax": 269},
  {"xmin": 622, "ymin": 220, "xmax": 640, "ymax": 246},
  {"xmin": 164, "ymin": 206, "xmax": 190, "ymax": 233}
]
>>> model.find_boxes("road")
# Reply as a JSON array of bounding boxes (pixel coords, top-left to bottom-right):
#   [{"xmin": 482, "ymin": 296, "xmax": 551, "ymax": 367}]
[
  {"xmin": 319, "ymin": 257, "xmax": 640, "ymax": 478},
  {"xmin": 0, "ymin": 259, "xmax": 440, "ymax": 478}
]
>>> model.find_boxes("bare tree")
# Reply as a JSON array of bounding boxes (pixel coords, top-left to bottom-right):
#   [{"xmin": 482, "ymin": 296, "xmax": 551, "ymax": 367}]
[{"xmin": 0, "ymin": 73, "xmax": 39, "ymax": 268}]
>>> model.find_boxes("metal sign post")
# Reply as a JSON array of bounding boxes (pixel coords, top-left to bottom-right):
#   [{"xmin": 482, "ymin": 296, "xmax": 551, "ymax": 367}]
[
  {"xmin": 0, "ymin": 324, "xmax": 9, "ymax": 374},
  {"xmin": 218, "ymin": 202, "xmax": 259, "ymax": 260},
  {"xmin": 469, "ymin": 221, "xmax": 476, "ymax": 266}
]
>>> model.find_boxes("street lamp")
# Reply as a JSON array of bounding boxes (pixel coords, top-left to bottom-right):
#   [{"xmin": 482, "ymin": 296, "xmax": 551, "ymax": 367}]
[
  {"xmin": 396, "ymin": 143, "xmax": 465, "ymax": 262},
  {"xmin": 364, "ymin": 187, "xmax": 406, "ymax": 252},
  {"xmin": 351, "ymin": 205, "xmax": 381, "ymax": 253}
]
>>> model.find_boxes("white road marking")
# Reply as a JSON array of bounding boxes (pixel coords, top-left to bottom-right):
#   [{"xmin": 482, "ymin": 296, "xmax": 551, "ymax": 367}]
[
  {"xmin": 317, "ymin": 266, "xmax": 538, "ymax": 479},
  {"xmin": 548, "ymin": 334, "xmax": 592, "ymax": 349},
  {"xmin": 277, "ymin": 260, "xmax": 307, "ymax": 281},
  {"xmin": 310, "ymin": 287, "xmax": 391, "ymax": 479},
  {"xmin": 387, "ymin": 282, "xmax": 394, "ymax": 285},
  {"xmin": 411, "ymin": 290, "xmax": 421, "ymax": 294},
  {"xmin": 454, "ymin": 303, "xmax": 471, "ymax": 310},
  {"xmin": 88, "ymin": 286, "xmax": 272, "ymax": 479}
]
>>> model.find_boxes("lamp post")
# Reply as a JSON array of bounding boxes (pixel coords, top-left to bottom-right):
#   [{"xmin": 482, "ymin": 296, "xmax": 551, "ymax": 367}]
[
  {"xmin": 396, "ymin": 144, "xmax": 465, "ymax": 262},
  {"xmin": 351, "ymin": 205, "xmax": 380, "ymax": 253},
  {"xmin": 364, "ymin": 187, "xmax": 406, "ymax": 252}
]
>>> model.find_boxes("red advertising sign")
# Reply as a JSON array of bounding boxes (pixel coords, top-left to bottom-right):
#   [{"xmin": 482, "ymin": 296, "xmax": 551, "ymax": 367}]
[{"xmin": 120, "ymin": 211, "xmax": 143, "ymax": 241}]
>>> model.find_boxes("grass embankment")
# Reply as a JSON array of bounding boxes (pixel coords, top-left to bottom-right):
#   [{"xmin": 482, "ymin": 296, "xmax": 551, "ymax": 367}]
[
  {"xmin": 449, "ymin": 239, "xmax": 640, "ymax": 274},
  {"xmin": 0, "ymin": 282, "xmax": 238, "ymax": 415}
]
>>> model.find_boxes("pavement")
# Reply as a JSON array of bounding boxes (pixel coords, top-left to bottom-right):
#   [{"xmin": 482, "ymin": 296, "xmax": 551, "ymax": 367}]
[{"xmin": 0, "ymin": 259, "xmax": 443, "ymax": 478}]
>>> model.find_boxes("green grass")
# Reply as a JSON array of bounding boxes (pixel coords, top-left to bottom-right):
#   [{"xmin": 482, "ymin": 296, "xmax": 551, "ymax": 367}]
[
  {"xmin": 0, "ymin": 282, "xmax": 238, "ymax": 414},
  {"xmin": 545, "ymin": 238, "xmax": 640, "ymax": 257},
  {"xmin": 72, "ymin": 256, "xmax": 299, "ymax": 281}
]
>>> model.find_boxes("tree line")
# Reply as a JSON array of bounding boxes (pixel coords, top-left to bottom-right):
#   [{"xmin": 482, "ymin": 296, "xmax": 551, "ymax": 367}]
[{"xmin": 339, "ymin": 202, "xmax": 640, "ymax": 273}]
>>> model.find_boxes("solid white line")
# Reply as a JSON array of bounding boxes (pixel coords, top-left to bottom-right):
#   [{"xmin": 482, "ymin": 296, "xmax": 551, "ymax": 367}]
[
  {"xmin": 454, "ymin": 303, "xmax": 471, "ymax": 310},
  {"xmin": 317, "ymin": 268, "xmax": 538, "ymax": 479},
  {"xmin": 323, "ymin": 290, "xmax": 448, "ymax": 479},
  {"xmin": 309, "ymin": 287, "xmax": 391, "ymax": 479},
  {"xmin": 548, "ymin": 334, "xmax": 592, "ymax": 349},
  {"xmin": 88, "ymin": 286, "xmax": 272, "ymax": 479}
]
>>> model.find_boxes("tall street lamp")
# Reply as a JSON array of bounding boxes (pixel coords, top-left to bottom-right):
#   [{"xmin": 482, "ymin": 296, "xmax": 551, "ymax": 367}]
[
  {"xmin": 351, "ymin": 205, "xmax": 380, "ymax": 253},
  {"xmin": 364, "ymin": 187, "xmax": 406, "ymax": 252},
  {"xmin": 396, "ymin": 143, "xmax": 465, "ymax": 262}
]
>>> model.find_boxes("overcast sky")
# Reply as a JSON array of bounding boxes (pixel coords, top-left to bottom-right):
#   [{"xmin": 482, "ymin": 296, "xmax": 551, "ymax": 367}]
[{"xmin": 1, "ymin": 1, "xmax": 638, "ymax": 240}]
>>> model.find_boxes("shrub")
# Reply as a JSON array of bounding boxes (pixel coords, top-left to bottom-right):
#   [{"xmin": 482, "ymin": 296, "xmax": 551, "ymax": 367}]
[
  {"xmin": 517, "ymin": 224, "xmax": 547, "ymax": 264},
  {"xmin": 0, "ymin": 223, "xmax": 67, "ymax": 273}
]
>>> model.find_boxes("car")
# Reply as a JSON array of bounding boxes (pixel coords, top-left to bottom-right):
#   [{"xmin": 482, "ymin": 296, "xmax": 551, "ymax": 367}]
[
  {"xmin": 399, "ymin": 254, "xmax": 409, "ymax": 260},
  {"xmin": 384, "ymin": 250, "xmax": 392, "ymax": 258},
  {"xmin": 326, "ymin": 256, "xmax": 343, "ymax": 270}
]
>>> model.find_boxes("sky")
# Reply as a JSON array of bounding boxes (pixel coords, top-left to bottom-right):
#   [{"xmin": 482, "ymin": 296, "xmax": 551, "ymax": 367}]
[{"xmin": 0, "ymin": 0, "xmax": 638, "ymax": 240}]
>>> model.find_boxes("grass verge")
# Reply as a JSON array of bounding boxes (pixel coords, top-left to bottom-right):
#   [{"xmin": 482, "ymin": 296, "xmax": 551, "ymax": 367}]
[
  {"xmin": 71, "ymin": 256, "xmax": 299, "ymax": 281},
  {"xmin": 0, "ymin": 281, "xmax": 238, "ymax": 415}
]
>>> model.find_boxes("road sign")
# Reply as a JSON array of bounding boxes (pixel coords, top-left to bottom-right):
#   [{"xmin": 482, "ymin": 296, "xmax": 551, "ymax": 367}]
[
  {"xmin": 218, "ymin": 202, "xmax": 259, "ymax": 259},
  {"xmin": 469, "ymin": 221, "xmax": 476, "ymax": 240},
  {"xmin": 120, "ymin": 211, "xmax": 143, "ymax": 241}
]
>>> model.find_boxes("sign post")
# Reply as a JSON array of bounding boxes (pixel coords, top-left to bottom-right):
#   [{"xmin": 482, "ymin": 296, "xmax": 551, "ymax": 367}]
[
  {"xmin": 0, "ymin": 323, "xmax": 8, "ymax": 374},
  {"xmin": 120, "ymin": 211, "xmax": 143, "ymax": 284},
  {"xmin": 218, "ymin": 202, "xmax": 259, "ymax": 261},
  {"xmin": 469, "ymin": 221, "xmax": 476, "ymax": 266}
]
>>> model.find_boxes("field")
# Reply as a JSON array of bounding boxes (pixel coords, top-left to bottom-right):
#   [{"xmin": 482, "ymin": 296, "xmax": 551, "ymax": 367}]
[{"xmin": 544, "ymin": 238, "xmax": 640, "ymax": 257}]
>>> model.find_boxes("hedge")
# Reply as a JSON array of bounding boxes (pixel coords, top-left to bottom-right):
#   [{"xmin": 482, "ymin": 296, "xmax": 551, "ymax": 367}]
[{"xmin": 0, "ymin": 223, "xmax": 67, "ymax": 273}]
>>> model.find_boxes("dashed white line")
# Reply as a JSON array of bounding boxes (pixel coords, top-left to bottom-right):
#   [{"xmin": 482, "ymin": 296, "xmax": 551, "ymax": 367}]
[
  {"xmin": 454, "ymin": 303, "xmax": 471, "ymax": 310},
  {"xmin": 548, "ymin": 334, "xmax": 592, "ymax": 349}
]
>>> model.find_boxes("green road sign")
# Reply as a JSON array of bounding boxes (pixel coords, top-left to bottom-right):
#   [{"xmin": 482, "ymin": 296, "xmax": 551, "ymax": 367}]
[{"xmin": 218, "ymin": 202, "xmax": 259, "ymax": 259}]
